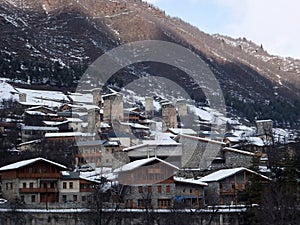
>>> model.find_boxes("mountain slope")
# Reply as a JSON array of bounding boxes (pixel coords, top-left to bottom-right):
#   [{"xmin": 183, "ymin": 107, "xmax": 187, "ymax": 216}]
[{"xmin": 0, "ymin": 0, "xmax": 299, "ymax": 127}]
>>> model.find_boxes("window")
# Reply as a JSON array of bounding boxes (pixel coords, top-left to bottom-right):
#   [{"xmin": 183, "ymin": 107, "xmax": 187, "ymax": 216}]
[
  {"xmin": 138, "ymin": 186, "xmax": 143, "ymax": 193},
  {"xmin": 62, "ymin": 195, "xmax": 67, "ymax": 202},
  {"xmin": 63, "ymin": 182, "xmax": 67, "ymax": 189},
  {"xmin": 31, "ymin": 195, "xmax": 36, "ymax": 203},
  {"xmin": 21, "ymin": 195, "xmax": 24, "ymax": 202},
  {"xmin": 23, "ymin": 183, "xmax": 26, "ymax": 188},
  {"xmin": 157, "ymin": 186, "xmax": 162, "ymax": 193},
  {"xmin": 30, "ymin": 182, "xmax": 34, "ymax": 188},
  {"xmin": 166, "ymin": 185, "xmax": 170, "ymax": 193},
  {"xmin": 158, "ymin": 199, "xmax": 171, "ymax": 208},
  {"xmin": 10, "ymin": 183, "xmax": 13, "ymax": 190},
  {"xmin": 82, "ymin": 196, "xmax": 86, "ymax": 202},
  {"xmin": 73, "ymin": 195, "xmax": 77, "ymax": 202},
  {"xmin": 69, "ymin": 182, "xmax": 73, "ymax": 189}
]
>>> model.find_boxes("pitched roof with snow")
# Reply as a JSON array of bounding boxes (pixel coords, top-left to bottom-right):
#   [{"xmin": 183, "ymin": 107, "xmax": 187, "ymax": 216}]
[
  {"xmin": 175, "ymin": 134, "xmax": 226, "ymax": 145},
  {"xmin": 0, "ymin": 157, "xmax": 67, "ymax": 171},
  {"xmin": 199, "ymin": 167, "xmax": 270, "ymax": 182},
  {"xmin": 223, "ymin": 147, "xmax": 256, "ymax": 156},
  {"xmin": 114, "ymin": 157, "xmax": 179, "ymax": 173},
  {"xmin": 174, "ymin": 177, "xmax": 208, "ymax": 186},
  {"xmin": 168, "ymin": 128, "xmax": 197, "ymax": 135}
]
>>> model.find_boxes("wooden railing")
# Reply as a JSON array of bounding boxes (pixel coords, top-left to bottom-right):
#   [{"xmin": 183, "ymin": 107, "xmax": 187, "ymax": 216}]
[{"xmin": 19, "ymin": 188, "xmax": 58, "ymax": 193}]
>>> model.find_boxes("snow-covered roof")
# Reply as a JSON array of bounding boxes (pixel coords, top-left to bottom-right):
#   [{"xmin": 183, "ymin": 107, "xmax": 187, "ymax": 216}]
[
  {"xmin": 21, "ymin": 125, "xmax": 59, "ymax": 131},
  {"xmin": 24, "ymin": 111, "xmax": 46, "ymax": 116},
  {"xmin": 68, "ymin": 93, "xmax": 93, "ymax": 104},
  {"xmin": 168, "ymin": 128, "xmax": 197, "ymax": 135},
  {"xmin": 223, "ymin": 147, "xmax": 256, "ymax": 156},
  {"xmin": 43, "ymin": 121, "xmax": 68, "ymax": 126},
  {"xmin": 199, "ymin": 167, "xmax": 270, "ymax": 182},
  {"xmin": 0, "ymin": 79, "xmax": 68, "ymax": 107},
  {"xmin": 100, "ymin": 122, "xmax": 111, "ymax": 128},
  {"xmin": 188, "ymin": 105, "xmax": 213, "ymax": 121},
  {"xmin": 0, "ymin": 157, "xmax": 67, "ymax": 171},
  {"xmin": 66, "ymin": 118, "xmax": 83, "ymax": 123},
  {"xmin": 123, "ymin": 141, "xmax": 181, "ymax": 152},
  {"xmin": 66, "ymin": 104, "xmax": 100, "ymax": 111},
  {"xmin": 25, "ymin": 105, "xmax": 55, "ymax": 112},
  {"xmin": 114, "ymin": 157, "xmax": 179, "ymax": 173},
  {"xmin": 226, "ymin": 135, "xmax": 264, "ymax": 147},
  {"xmin": 175, "ymin": 134, "xmax": 226, "ymax": 145},
  {"xmin": 256, "ymin": 119, "xmax": 273, "ymax": 123},
  {"xmin": 174, "ymin": 177, "xmax": 208, "ymax": 186},
  {"xmin": 17, "ymin": 139, "xmax": 42, "ymax": 146},
  {"xmin": 45, "ymin": 132, "xmax": 95, "ymax": 138},
  {"xmin": 247, "ymin": 137, "xmax": 264, "ymax": 146},
  {"xmin": 120, "ymin": 122, "xmax": 150, "ymax": 130},
  {"xmin": 16, "ymin": 87, "xmax": 69, "ymax": 107}
]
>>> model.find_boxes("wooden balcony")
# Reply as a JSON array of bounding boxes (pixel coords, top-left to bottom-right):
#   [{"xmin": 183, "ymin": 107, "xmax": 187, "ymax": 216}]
[
  {"xmin": 19, "ymin": 188, "xmax": 58, "ymax": 193},
  {"xmin": 18, "ymin": 173, "xmax": 61, "ymax": 179}
]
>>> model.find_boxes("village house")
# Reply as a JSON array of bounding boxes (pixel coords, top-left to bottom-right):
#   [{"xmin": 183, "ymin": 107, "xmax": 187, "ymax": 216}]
[
  {"xmin": 0, "ymin": 158, "xmax": 66, "ymax": 205},
  {"xmin": 0, "ymin": 158, "xmax": 99, "ymax": 207},
  {"xmin": 174, "ymin": 177, "xmax": 207, "ymax": 208},
  {"xmin": 74, "ymin": 139, "xmax": 121, "ymax": 168},
  {"xmin": 60, "ymin": 171, "xmax": 98, "ymax": 205},
  {"xmin": 123, "ymin": 141, "xmax": 182, "ymax": 168},
  {"xmin": 114, "ymin": 157, "xmax": 179, "ymax": 209},
  {"xmin": 199, "ymin": 167, "xmax": 270, "ymax": 205},
  {"xmin": 21, "ymin": 124, "xmax": 59, "ymax": 144},
  {"xmin": 44, "ymin": 132, "xmax": 95, "ymax": 148},
  {"xmin": 123, "ymin": 107, "xmax": 142, "ymax": 123},
  {"xmin": 23, "ymin": 108, "xmax": 61, "ymax": 127}
]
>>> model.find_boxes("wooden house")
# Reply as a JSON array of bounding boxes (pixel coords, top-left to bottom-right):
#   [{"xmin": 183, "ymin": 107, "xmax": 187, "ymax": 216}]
[
  {"xmin": 0, "ymin": 158, "xmax": 66, "ymax": 204},
  {"xmin": 60, "ymin": 171, "xmax": 98, "ymax": 204},
  {"xmin": 174, "ymin": 177, "xmax": 208, "ymax": 208},
  {"xmin": 114, "ymin": 157, "xmax": 179, "ymax": 209},
  {"xmin": 199, "ymin": 167, "xmax": 270, "ymax": 205}
]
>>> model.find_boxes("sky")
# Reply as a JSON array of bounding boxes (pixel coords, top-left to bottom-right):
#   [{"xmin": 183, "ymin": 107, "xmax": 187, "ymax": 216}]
[{"xmin": 146, "ymin": 0, "xmax": 300, "ymax": 59}]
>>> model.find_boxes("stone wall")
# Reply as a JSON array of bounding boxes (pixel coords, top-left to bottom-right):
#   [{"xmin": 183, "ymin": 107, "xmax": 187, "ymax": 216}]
[{"xmin": 0, "ymin": 208, "xmax": 247, "ymax": 225}]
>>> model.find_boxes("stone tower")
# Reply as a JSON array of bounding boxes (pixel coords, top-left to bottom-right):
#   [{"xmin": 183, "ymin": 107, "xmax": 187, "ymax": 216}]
[
  {"xmin": 92, "ymin": 88, "xmax": 102, "ymax": 108},
  {"xmin": 145, "ymin": 96, "xmax": 154, "ymax": 118},
  {"xmin": 103, "ymin": 93, "xmax": 124, "ymax": 124},
  {"xmin": 87, "ymin": 108, "xmax": 101, "ymax": 134},
  {"xmin": 161, "ymin": 102, "xmax": 177, "ymax": 131},
  {"xmin": 177, "ymin": 99, "xmax": 187, "ymax": 117},
  {"xmin": 256, "ymin": 119, "xmax": 273, "ymax": 141}
]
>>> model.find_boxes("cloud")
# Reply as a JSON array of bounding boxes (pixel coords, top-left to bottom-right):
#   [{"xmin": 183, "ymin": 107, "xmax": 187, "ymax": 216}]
[
  {"xmin": 216, "ymin": 0, "xmax": 300, "ymax": 58},
  {"xmin": 146, "ymin": 0, "xmax": 300, "ymax": 58}
]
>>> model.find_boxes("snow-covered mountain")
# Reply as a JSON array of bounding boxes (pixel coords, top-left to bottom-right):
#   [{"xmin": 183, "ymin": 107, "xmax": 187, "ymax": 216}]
[{"xmin": 0, "ymin": 0, "xmax": 299, "ymax": 127}]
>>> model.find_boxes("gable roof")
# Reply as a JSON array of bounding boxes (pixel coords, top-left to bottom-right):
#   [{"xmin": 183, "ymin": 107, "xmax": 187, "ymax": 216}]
[
  {"xmin": 223, "ymin": 147, "xmax": 256, "ymax": 156},
  {"xmin": 0, "ymin": 157, "xmax": 67, "ymax": 171},
  {"xmin": 174, "ymin": 134, "xmax": 226, "ymax": 145},
  {"xmin": 174, "ymin": 176, "xmax": 208, "ymax": 186},
  {"xmin": 167, "ymin": 128, "xmax": 197, "ymax": 135},
  {"xmin": 114, "ymin": 157, "xmax": 179, "ymax": 173},
  {"xmin": 199, "ymin": 167, "xmax": 270, "ymax": 182}
]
